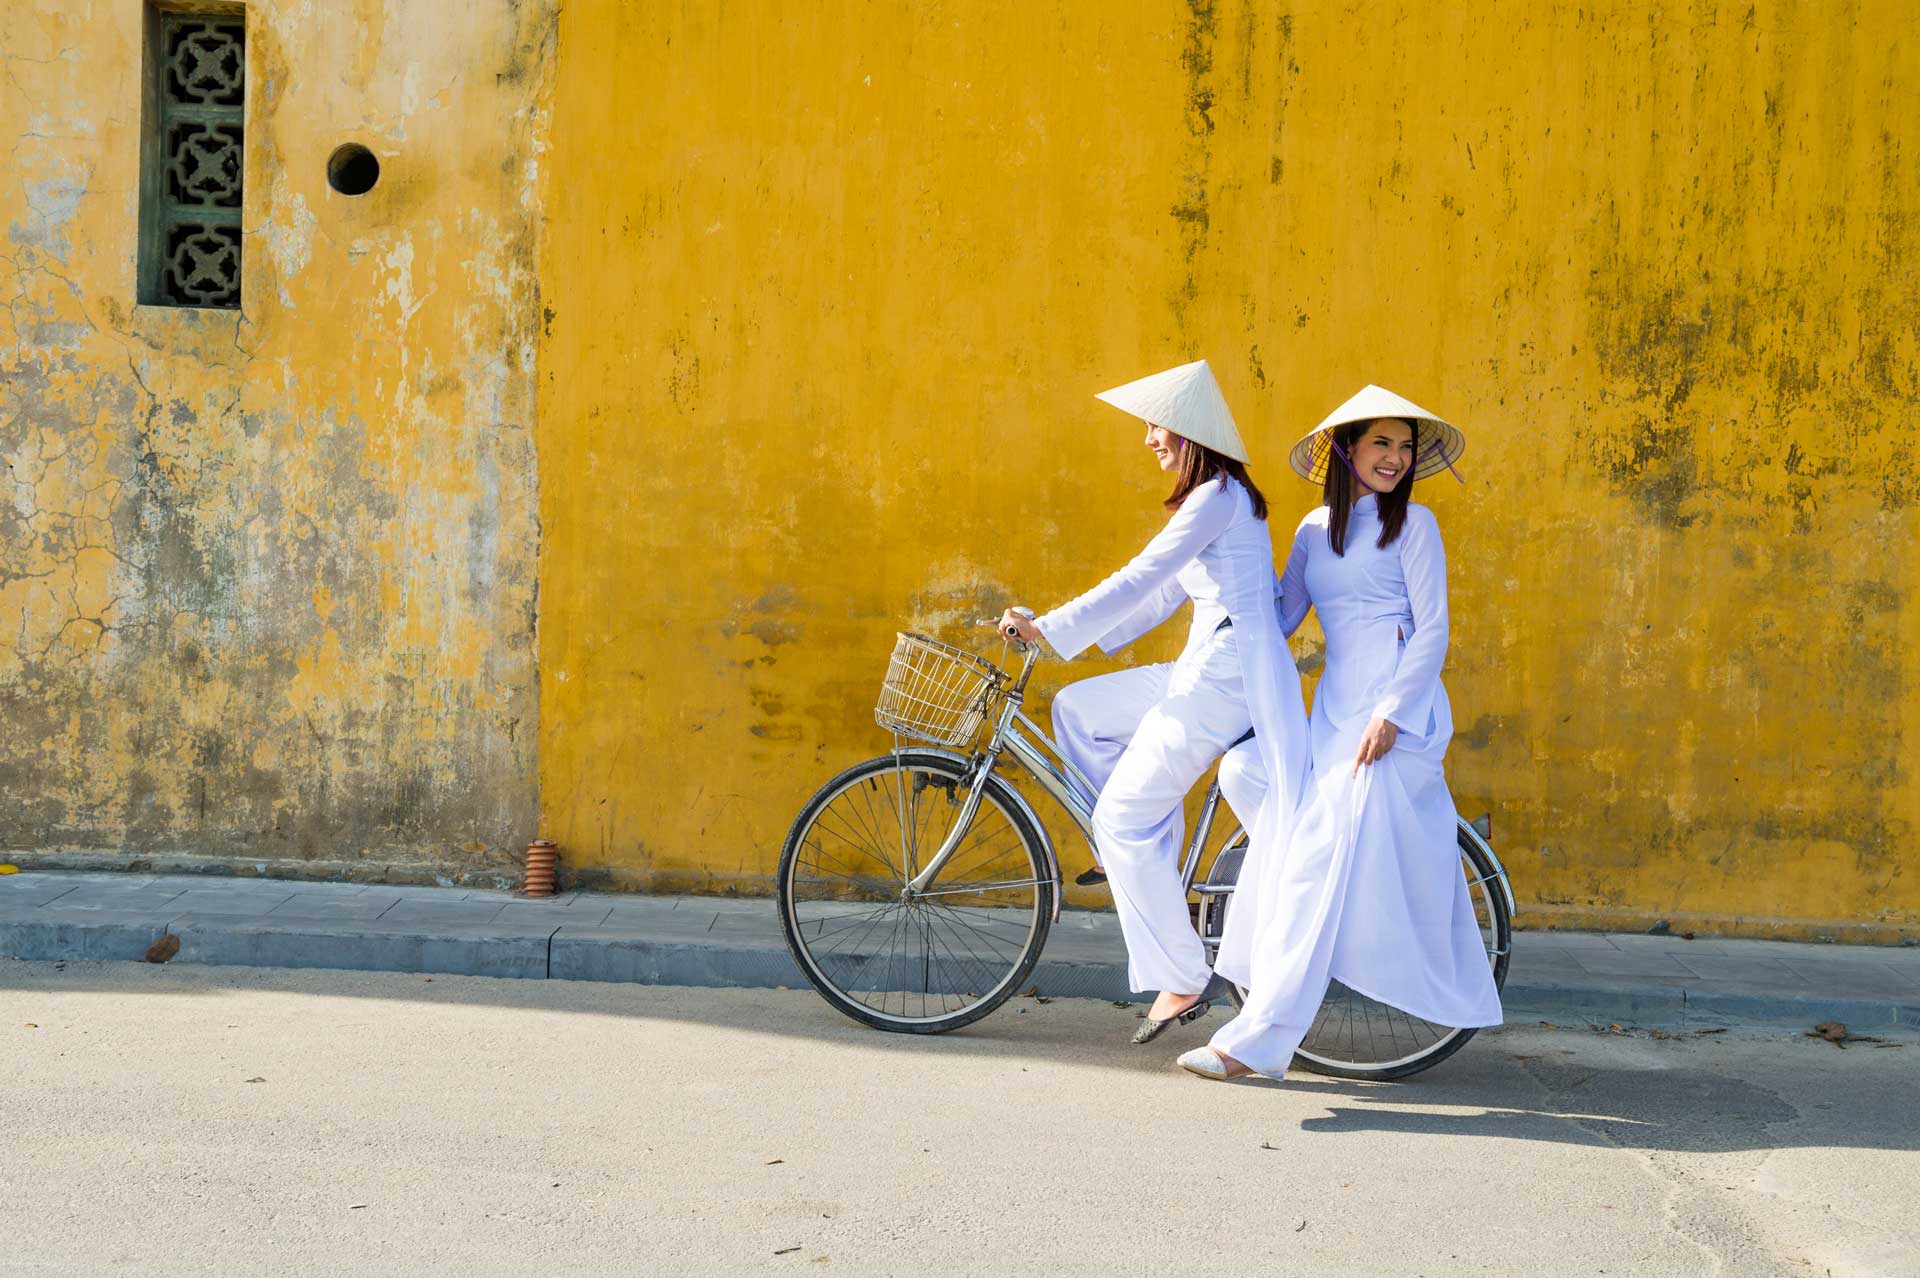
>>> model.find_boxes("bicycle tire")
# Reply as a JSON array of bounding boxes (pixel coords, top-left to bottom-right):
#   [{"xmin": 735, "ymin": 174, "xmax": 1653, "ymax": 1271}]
[
  {"xmin": 1201, "ymin": 818, "xmax": 1512, "ymax": 1080},
  {"xmin": 777, "ymin": 750, "xmax": 1056, "ymax": 1034}
]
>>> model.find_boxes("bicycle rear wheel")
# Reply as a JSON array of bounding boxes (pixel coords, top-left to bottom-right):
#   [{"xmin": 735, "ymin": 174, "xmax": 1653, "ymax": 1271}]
[
  {"xmin": 1199, "ymin": 817, "xmax": 1512, "ymax": 1080},
  {"xmin": 777, "ymin": 750, "xmax": 1055, "ymax": 1034}
]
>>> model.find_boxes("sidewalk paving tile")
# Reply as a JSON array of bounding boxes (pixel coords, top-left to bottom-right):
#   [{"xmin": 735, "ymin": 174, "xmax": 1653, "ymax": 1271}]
[
  {"xmin": 1777, "ymin": 966, "xmax": 1920, "ymax": 998},
  {"xmin": 1513, "ymin": 947, "xmax": 1582, "ymax": 969},
  {"xmin": 1777, "ymin": 952, "xmax": 1920, "ymax": 976},
  {"xmin": 264, "ymin": 896, "xmax": 400, "ymax": 921},
  {"xmin": 1670, "ymin": 956, "xmax": 1812, "ymax": 984},
  {"xmin": 0, "ymin": 878, "xmax": 82, "ymax": 907},
  {"xmin": 701, "ymin": 897, "xmax": 769, "ymax": 916},
  {"xmin": 1591, "ymin": 934, "xmax": 1739, "ymax": 956},
  {"xmin": 496, "ymin": 901, "xmax": 605, "ymax": 926},
  {"xmin": 376, "ymin": 899, "xmax": 508, "ymax": 926},
  {"xmin": 37, "ymin": 886, "xmax": 187, "ymax": 911},
  {"xmin": 1567, "ymin": 953, "xmax": 1702, "ymax": 980},
  {"xmin": 562, "ymin": 891, "xmax": 627, "ymax": 910},
  {"xmin": 708, "ymin": 911, "xmax": 781, "ymax": 935},
  {"xmin": 162, "ymin": 888, "xmax": 297, "ymax": 916},
  {"xmin": 600, "ymin": 903, "xmax": 694, "ymax": 926}
]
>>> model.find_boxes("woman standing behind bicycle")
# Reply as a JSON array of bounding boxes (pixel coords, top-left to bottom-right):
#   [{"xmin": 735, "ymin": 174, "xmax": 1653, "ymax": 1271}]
[
  {"xmin": 1179, "ymin": 385, "xmax": 1503, "ymax": 1081},
  {"xmin": 998, "ymin": 359, "xmax": 1309, "ymax": 1045}
]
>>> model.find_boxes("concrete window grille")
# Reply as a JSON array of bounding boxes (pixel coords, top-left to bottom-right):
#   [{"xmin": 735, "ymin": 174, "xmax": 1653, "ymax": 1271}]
[{"xmin": 138, "ymin": 6, "xmax": 246, "ymax": 309}]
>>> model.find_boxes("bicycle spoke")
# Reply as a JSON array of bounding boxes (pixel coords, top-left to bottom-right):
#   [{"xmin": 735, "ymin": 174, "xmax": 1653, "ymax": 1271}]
[
  {"xmin": 807, "ymin": 901, "xmax": 905, "ymax": 947},
  {"xmin": 849, "ymin": 782, "xmax": 906, "ymax": 883},
  {"xmin": 817, "ymin": 901, "xmax": 903, "ymax": 961},
  {"xmin": 920, "ymin": 906, "xmax": 1016, "ymax": 998},
  {"xmin": 794, "ymin": 837, "xmax": 894, "ymax": 891},
  {"xmin": 833, "ymin": 908, "xmax": 911, "ymax": 993},
  {"xmin": 923, "ymin": 900, "xmax": 1027, "ymax": 965},
  {"xmin": 811, "ymin": 808, "xmax": 901, "ymax": 884},
  {"xmin": 783, "ymin": 758, "xmax": 1051, "ymax": 1027},
  {"xmin": 924, "ymin": 899, "xmax": 1035, "ymax": 946}
]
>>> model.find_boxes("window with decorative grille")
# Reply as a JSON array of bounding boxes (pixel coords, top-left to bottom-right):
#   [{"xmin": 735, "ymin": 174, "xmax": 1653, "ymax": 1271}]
[{"xmin": 138, "ymin": 6, "xmax": 246, "ymax": 310}]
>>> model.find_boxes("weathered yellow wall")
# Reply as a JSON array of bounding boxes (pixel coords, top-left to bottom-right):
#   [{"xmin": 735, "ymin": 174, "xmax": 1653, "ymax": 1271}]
[
  {"xmin": 537, "ymin": 0, "xmax": 1919, "ymax": 937},
  {"xmin": 0, "ymin": 2, "xmax": 555, "ymax": 874}
]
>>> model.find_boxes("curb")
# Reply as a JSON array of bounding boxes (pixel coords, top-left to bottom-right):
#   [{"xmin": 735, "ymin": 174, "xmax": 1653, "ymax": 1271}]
[
  {"xmin": 4, "ymin": 912, "xmax": 1915, "ymax": 1032},
  {"xmin": 1498, "ymin": 981, "xmax": 1918, "ymax": 1030}
]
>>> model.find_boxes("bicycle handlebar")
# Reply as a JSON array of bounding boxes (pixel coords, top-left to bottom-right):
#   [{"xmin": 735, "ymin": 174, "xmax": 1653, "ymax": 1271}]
[
  {"xmin": 971, "ymin": 610, "xmax": 1043, "ymax": 696},
  {"xmin": 977, "ymin": 608, "xmax": 1036, "ymax": 648}
]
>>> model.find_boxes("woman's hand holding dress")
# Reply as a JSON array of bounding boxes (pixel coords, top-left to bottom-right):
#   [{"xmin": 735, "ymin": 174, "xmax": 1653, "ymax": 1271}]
[{"xmin": 1352, "ymin": 716, "xmax": 1399, "ymax": 773}]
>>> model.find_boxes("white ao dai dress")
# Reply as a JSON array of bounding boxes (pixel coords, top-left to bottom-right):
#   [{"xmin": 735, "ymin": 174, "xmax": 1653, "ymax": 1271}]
[{"xmin": 1210, "ymin": 492, "xmax": 1502, "ymax": 1075}]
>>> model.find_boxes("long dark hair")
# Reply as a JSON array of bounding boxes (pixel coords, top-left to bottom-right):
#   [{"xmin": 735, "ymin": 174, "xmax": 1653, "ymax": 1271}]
[
  {"xmin": 1165, "ymin": 437, "xmax": 1267, "ymax": 521},
  {"xmin": 1323, "ymin": 419, "xmax": 1415, "ymax": 555}
]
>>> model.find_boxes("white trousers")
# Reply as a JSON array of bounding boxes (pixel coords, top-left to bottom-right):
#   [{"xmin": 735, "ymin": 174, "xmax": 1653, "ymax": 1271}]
[
  {"xmin": 1216, "ymin": 735, "xmax": 1268, "ymax": 834},
  {"xmin": 1050, "ymin": 630, "xmax": 1251, "ymax": 995}
]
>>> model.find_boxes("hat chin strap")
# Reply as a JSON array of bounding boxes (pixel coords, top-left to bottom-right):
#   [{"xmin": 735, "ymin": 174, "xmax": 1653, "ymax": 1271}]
[
  {"xmin": 1324, "ymin": 436, "xmax": 1369, "ymax": 487},
  {"xmin": 1415, "ymin": 435, "xmax": 1466, "ymax": 484}
]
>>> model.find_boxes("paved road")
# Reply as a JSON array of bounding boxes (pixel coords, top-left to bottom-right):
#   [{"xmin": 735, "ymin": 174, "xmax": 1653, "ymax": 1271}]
[{"xmin": 3, "ymin": 962, "xmax": 1914, "ymax": 1277}]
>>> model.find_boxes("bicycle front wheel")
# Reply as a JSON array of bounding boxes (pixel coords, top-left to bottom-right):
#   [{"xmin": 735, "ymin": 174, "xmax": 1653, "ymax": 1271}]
[
  {"xmin": 777, "ymin": 750, "xmax": 1055, "ymax": 1034},
  {"xmin": 1201, "ymin": 817, "xmax": 1512, "ymax": 1080}
]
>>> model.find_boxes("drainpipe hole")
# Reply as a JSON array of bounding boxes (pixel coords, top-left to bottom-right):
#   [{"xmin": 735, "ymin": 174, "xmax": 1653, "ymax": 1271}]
[{"xmin": 327, "ymin": 144, "xmax": 380, "ymax": 196}]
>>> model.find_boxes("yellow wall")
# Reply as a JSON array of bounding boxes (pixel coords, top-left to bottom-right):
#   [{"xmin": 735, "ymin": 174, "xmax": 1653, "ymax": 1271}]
[
  {"xmin": 537, "ymin": 0, "xmax": 1920, "ymax": 937},
  {"xmin": 6, "ymin": 2, "xmax": 1914, "ymax": 937},
  {"xmin": 0, "ymin": 2, "xmax": 555, "ymax": 874}
]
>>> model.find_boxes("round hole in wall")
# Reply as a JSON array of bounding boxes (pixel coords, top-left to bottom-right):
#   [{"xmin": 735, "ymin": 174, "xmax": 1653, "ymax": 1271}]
[{"xmin": 326, "ymin": 143, "xmax": 380, "ymax": 196}]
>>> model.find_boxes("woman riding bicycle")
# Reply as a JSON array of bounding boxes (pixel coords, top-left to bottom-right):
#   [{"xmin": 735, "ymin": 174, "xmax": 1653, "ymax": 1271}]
[
  {"xmin": 1179, "ymin": 385, "xmax": 1504, "ymax": 1081},
  {"xmin": 998, "ymin": 359, "xmax": 1309, "ymax": 1045}
]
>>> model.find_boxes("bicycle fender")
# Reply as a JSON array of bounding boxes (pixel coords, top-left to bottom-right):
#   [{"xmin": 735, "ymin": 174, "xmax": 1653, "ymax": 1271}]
[{"xmin": 1455, "ymin": 815, "xmax": 1517, "ymax": 918}]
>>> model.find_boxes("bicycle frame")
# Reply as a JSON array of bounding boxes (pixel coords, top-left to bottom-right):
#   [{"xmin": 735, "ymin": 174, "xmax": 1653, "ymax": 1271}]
[{"xmin": 902, "ymin": 640, "xmax": 1234, "ymax": 906}]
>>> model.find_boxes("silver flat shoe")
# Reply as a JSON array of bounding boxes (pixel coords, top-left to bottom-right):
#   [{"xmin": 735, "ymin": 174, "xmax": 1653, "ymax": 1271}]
[
  {"xmin": 1132, "ymin": 997, "xmax": 1210, "ymax": 1045},
  {"xmin": 1178, "ymin": 1047, "xmax": 1256, "ymax": 1080}
]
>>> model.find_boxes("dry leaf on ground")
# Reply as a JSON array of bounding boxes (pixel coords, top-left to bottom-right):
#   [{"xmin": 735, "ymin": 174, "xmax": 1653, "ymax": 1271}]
[{"xmin": 1807, "ymin": 1020, "xmax": 1850, "ymax": 1048}]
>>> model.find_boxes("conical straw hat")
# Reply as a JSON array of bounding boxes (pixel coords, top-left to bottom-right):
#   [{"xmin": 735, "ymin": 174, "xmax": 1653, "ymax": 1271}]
[
  {"xmin": 1287, "ymin": 384, "xmax": 1466, "ymax": 483},
  {"xmin": 1094, "ymin": 359, "xmax": 1249, "ymax": 463}
]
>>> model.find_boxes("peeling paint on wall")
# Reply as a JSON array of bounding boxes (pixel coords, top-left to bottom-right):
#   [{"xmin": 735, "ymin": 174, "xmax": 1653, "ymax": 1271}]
[{"xmin": 0, "ymin": 2, "xmax": 557, "ymax": 870}]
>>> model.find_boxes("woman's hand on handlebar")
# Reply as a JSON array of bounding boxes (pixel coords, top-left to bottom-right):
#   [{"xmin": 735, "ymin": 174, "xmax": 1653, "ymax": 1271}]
[{"xmin": 996, "ymin": 609, "xmax": 1041, "ymax": 645}]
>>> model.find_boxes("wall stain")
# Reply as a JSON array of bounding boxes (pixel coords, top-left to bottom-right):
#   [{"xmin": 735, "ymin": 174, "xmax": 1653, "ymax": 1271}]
[
  {"xmin": 0, "ymin": 0, "xmax": 557, "ymax": 868},
  {"xmin": 1168, "ymin": 0, "xmax": 1218, "ymax": 335}
]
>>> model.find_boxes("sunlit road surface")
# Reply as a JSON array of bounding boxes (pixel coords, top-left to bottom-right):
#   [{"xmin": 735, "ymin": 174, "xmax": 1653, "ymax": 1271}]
[{"xmin": 3, "ymin": 962, "xmax": 1914, "ymax": 1276}]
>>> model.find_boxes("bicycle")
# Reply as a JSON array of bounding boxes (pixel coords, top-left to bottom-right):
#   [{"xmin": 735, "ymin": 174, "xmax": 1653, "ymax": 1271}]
[{"xmin": 776, "ymin": 627, "xmax": 1515, "ymax": 1079}]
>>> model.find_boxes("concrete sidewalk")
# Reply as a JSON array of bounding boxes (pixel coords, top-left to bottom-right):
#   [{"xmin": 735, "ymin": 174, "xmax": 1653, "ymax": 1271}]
[{"xmin": 3, "ymin": 869, "xmax": 1917, "ymax": 1029}]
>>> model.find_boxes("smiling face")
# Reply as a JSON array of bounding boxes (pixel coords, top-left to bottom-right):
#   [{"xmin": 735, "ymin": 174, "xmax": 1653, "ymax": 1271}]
[
  {"xmin": 1347, "ymin": 417, "xmax": 1415, "ymax": 495},
  {"xmin": 1145, "ymin": 423, "xmax": 1185, "ymax": 471}
]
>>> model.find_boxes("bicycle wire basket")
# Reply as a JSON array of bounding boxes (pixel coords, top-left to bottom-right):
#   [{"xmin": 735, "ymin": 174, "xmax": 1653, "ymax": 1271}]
[{"xmin": 874, "ymin": 632, "xmax": 1010, "ymax": 747}]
